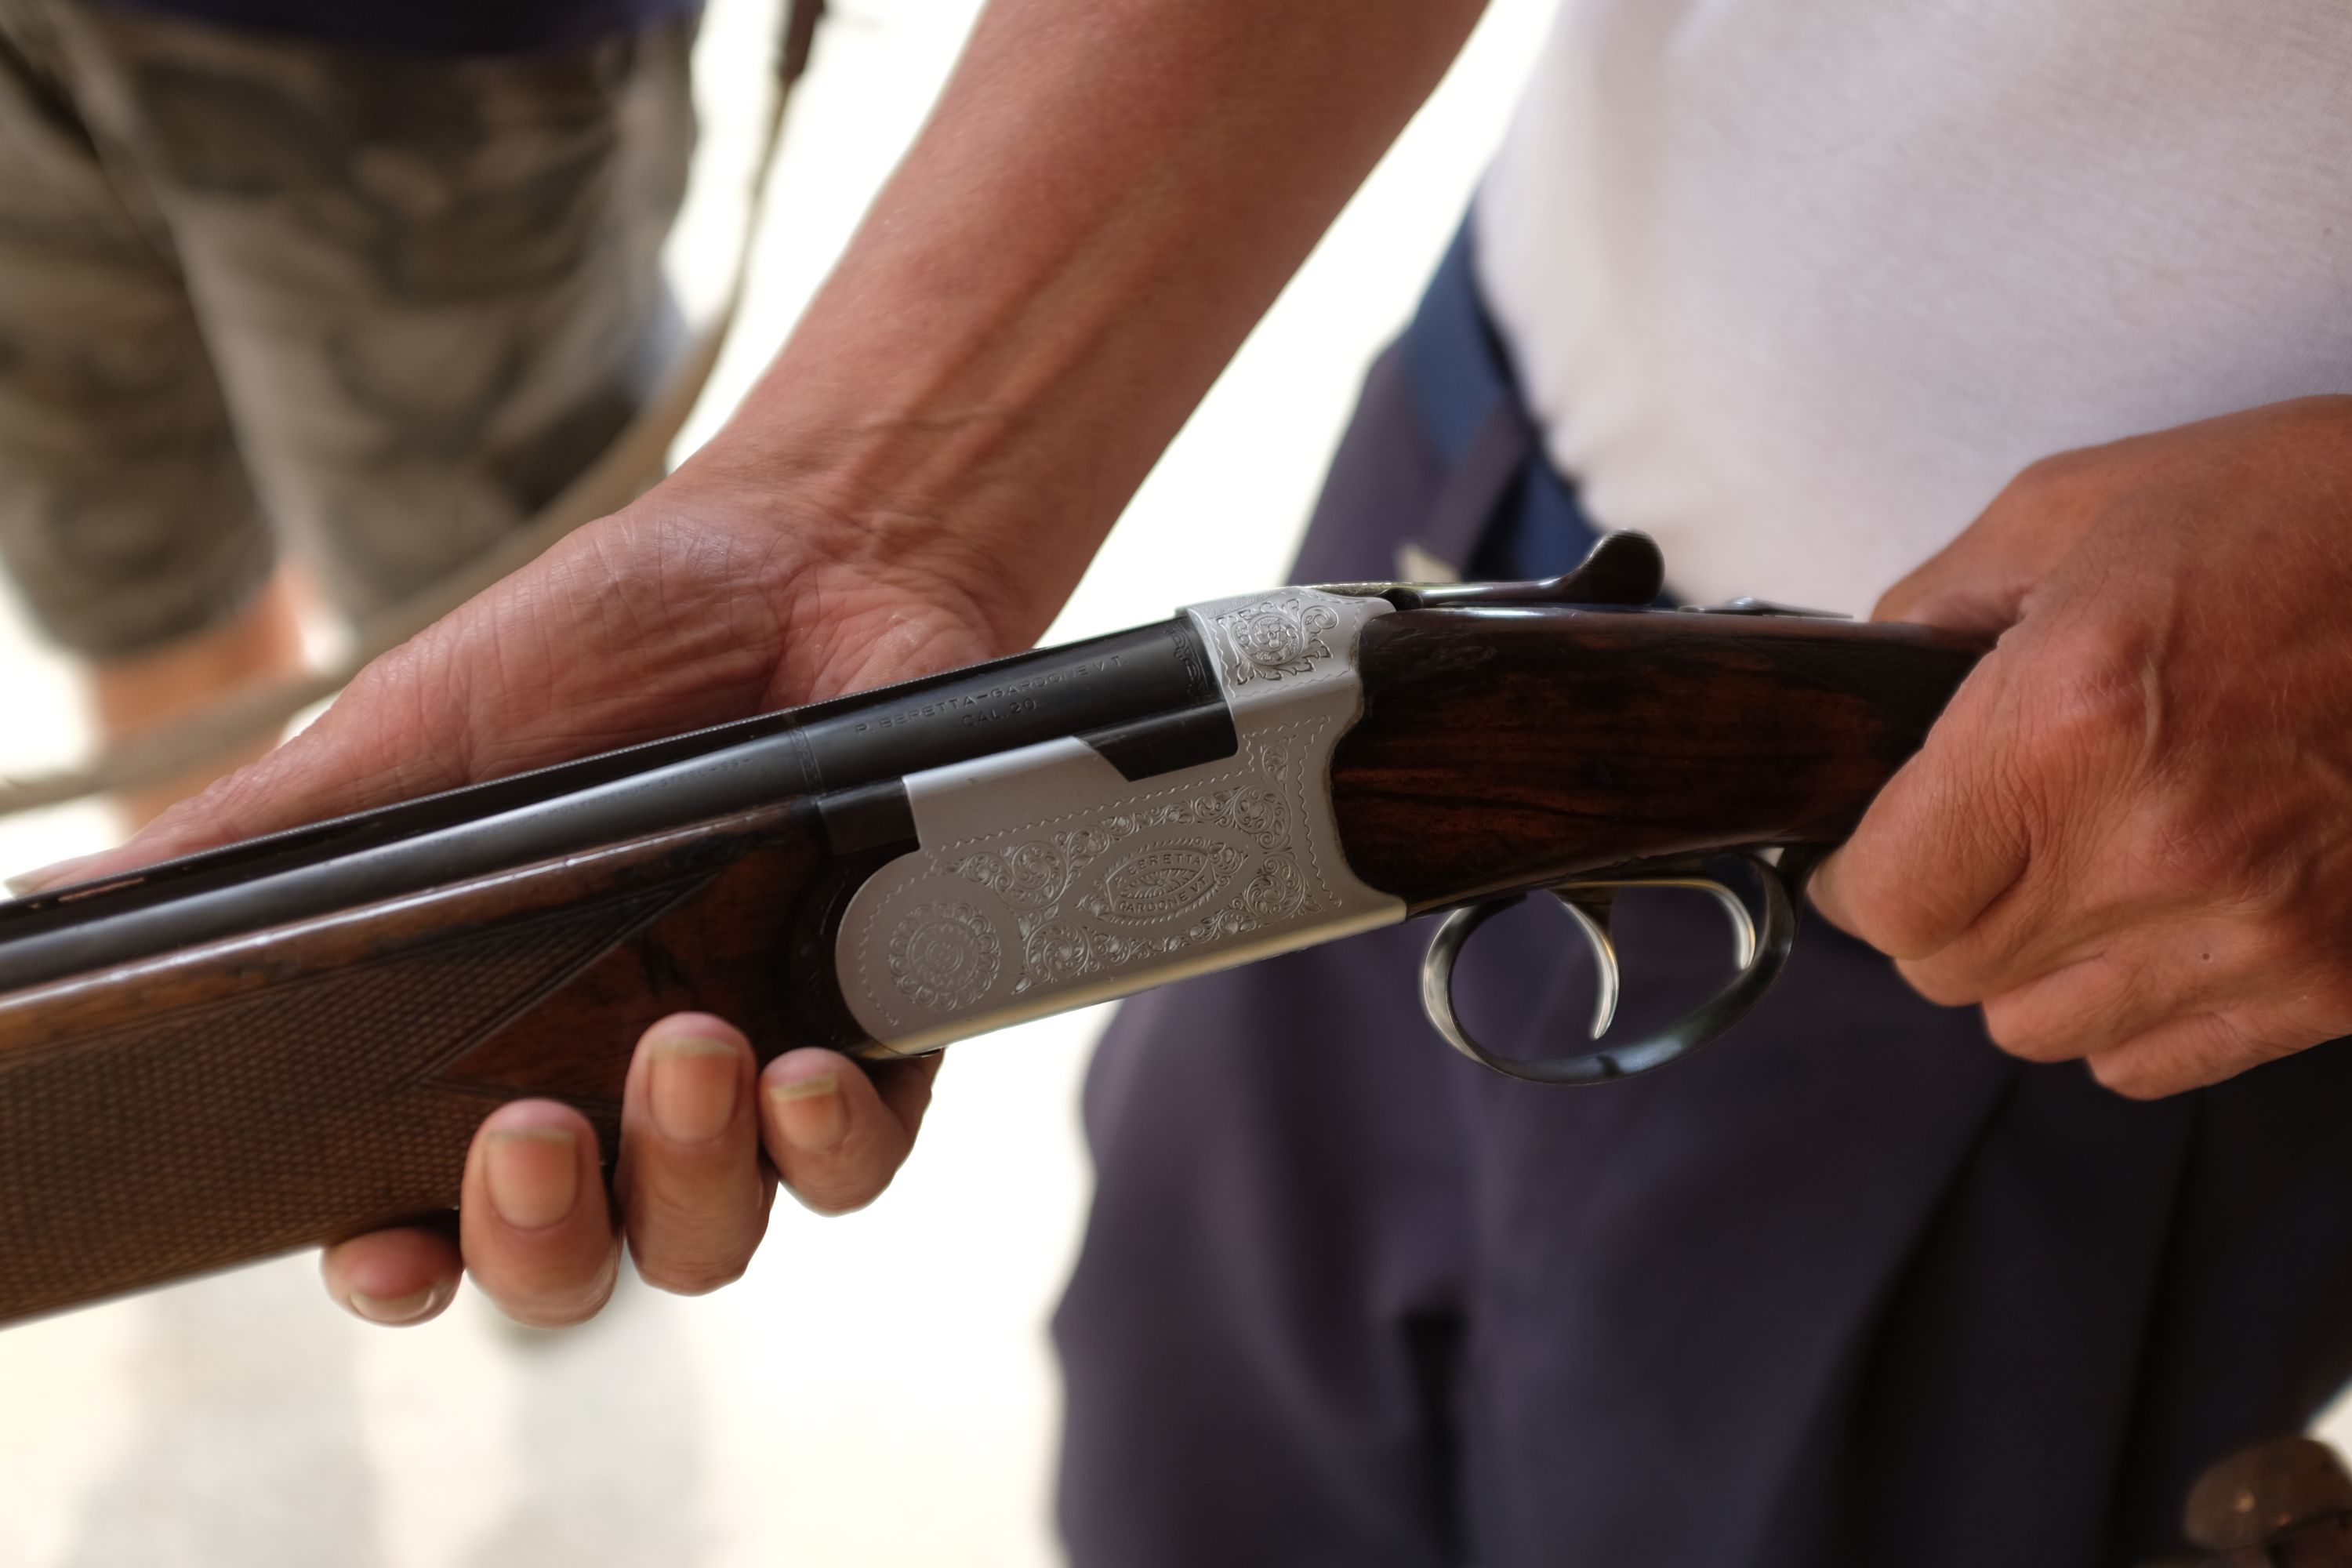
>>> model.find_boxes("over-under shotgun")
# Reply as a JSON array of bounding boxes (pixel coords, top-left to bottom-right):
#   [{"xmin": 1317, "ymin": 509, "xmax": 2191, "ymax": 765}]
[{"xmin": 0, "ymin": 534, "xmax": 1980, "ymax": 1323}]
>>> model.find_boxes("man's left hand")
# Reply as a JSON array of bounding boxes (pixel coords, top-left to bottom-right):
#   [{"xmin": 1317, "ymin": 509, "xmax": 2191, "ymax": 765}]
[{"xmin": 1809, "ymin": 396, "xmax": 2352, "ymax": 1098}]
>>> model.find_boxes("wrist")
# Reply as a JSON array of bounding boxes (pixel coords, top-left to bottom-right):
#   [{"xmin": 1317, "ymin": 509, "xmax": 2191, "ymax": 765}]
[
  {"xmin": 608, "ymin": 443, "xmax": 1044, "ymax": 710},
  {"xmin": 678, "ymin": 389, "xmax": 1096, "ymax": 635}
]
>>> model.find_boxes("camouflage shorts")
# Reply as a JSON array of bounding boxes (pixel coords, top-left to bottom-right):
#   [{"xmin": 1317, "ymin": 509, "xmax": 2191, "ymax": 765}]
[{"xmin": 0, "ymin": 1, "xmax": 694, "ymax": 659}]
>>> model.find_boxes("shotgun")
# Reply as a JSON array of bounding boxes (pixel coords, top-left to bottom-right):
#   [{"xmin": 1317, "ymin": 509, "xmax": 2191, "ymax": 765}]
[{"xmin": 0, "ymin": 533, "xmax": 1980, "ymax": 1323}]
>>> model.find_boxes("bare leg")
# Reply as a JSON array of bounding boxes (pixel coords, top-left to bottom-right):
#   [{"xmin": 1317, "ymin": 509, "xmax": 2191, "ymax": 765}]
[{"xmin": 89, "ymin": 572, "xmax": 304, "ymax": 829}]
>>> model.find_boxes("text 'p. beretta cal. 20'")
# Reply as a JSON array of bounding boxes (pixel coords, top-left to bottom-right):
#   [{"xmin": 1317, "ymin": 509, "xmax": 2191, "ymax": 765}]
[{"xmin": 0, "ymin": 533, "xmax": 1981, "ymax": 1322}]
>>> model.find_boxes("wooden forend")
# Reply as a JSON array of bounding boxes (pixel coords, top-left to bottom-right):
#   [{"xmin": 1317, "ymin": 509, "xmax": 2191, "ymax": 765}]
[{"xmin": 1330, "ymin": 607, "xmax": 1982, "ymax": 911}]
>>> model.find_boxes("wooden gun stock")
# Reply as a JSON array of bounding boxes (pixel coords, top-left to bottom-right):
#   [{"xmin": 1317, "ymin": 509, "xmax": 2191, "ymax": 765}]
[{"xmin": 0, "ymin": 804, "xmax": 885, "ymax": 1323}]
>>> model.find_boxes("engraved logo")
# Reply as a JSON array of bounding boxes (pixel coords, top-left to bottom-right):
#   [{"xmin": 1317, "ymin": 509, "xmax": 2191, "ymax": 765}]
[
  {"xmin": 887, "ymin": 902, "xmax": 1000, "ymax": 1011},
  {"xmin": 1096, "ymin": 842, "xmax": 1243, "ymax": 923},
  {"xmin": 1214, "ymin": 598, "xmax": 1341, "ymax": 684}
]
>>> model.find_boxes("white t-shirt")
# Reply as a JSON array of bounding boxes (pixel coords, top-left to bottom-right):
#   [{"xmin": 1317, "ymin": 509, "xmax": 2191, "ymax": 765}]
[{"xmin": 1474, "ymin": 1, "xmax": 2352, "ymax": 615}]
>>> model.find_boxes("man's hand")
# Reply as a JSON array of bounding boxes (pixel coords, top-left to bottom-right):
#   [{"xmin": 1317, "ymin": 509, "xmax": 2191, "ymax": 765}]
[
  {"xmin": 39, "ymin": 465, "xmax": 1007, "ymax": 1327},
  {"xmin": 1809, "ymin": 396, "xmax": 2352, "ymax": 1099}
]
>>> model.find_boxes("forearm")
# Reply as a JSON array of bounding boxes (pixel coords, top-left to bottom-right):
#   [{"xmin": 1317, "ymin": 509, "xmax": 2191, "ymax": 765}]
[{"xmin": 695, "ymin": 0, "xmax": 1489, "ymax": 644}]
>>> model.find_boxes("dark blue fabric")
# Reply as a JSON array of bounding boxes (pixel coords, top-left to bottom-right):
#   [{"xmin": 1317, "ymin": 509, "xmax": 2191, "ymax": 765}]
[
  {"xmin": 1056, "ymin": 212, "xmax": 2352, "ymax": 1566},
  {"xmin": 93, "ymin": 0, "xmax": 698, "ymax": 56},
  {"xmin": 1397, "ymin": 223, "xmax": 1606, "ymax": 586}
]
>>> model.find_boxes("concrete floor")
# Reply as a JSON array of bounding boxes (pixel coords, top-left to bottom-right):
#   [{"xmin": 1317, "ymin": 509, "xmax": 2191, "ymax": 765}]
[{"xmin": 0, "ymin": 1, "xmax": 1555, "ymax": 1563}]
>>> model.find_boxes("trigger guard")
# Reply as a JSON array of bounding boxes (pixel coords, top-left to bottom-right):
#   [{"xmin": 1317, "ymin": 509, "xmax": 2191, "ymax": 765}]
[{"xmin": 1418, "ymin": 851, "xmax": 1813, "ymax": 1086}]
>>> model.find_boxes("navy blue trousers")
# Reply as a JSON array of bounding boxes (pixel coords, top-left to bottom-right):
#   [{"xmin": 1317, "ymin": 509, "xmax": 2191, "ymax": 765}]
[{"xmin": 1053, "ymin": 233, "xmax": 2352, "ymax": 1567}]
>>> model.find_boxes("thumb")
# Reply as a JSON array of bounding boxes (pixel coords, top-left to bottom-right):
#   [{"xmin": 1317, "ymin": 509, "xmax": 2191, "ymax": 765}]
[
  {"xmin": 1871, "ymin": 533, "xmax": 2044, "ymax": 636},
  {"xmin": 1873, "ymin": 470, "xmax": 2098, "ymax": 633}
]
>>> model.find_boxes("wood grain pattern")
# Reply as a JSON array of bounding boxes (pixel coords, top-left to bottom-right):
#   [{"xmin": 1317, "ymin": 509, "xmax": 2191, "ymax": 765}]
[
  {"xmin": 0, "ymin": 799, "xmax": 877, "ymax": 1323},
  {"xmin": 1330, "ymin": 607, "xmax": 1983, "ymax": 911}
]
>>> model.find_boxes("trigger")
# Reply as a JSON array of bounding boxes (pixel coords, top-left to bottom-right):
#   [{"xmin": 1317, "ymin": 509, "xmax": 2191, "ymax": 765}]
[
  {"xmin": 1552, "ymin": 887, "xmax": 1621, "ymax": 1039},
  {"xmin": 1702, "ymin": 881, "xmax": 1760, "ymax": 971}
]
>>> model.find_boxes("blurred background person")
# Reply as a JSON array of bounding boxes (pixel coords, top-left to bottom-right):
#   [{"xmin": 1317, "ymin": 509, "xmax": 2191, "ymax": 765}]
[{"xmin": 0, "ymin": 0, "xmax": 696, "ymax": 824}]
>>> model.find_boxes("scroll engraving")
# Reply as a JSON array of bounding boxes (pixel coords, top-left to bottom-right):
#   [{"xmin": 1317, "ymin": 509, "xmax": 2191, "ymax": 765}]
[
  {"xmin": 1211, "ymin": 597, "xmax": 1341, "ymax": 684},
  {"xmin": 887, "ymin": 741, "xmax": 1314, "ymax": 1007},
  {"xmin": 950, "ymin": 840, "xmax": 1069, "ymax": 911}
]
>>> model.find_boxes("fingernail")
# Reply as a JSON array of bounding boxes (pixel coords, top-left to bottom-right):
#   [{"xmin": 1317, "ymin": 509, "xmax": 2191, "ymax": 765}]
[
  {"xmin": 484, "ymin": 1127, "xmax": 579, "ymax": 1229},
  {"xmin": 6, "ymin": 866, "xmax": 67, "ymax": 898},
  {"xmin": 648, "ymin": 1033, "xmax": 741, "ymax": 1143},
  {"xmin": 768, "ymin": 1074, "xmax": 847, "ymax": 1152},
  {"xmin": 348, "ymin": 1285, "xmax": 442, "ymax": 1325}
]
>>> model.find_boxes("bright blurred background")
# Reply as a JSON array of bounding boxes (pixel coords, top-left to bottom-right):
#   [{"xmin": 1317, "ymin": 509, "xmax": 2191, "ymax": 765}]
[{"xmin": 0, "ymin": 0, "xmax": 1561, "ymax": 1563}]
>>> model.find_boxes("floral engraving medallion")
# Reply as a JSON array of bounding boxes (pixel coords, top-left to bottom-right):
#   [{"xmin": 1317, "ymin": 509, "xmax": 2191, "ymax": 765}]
[
  {"xmin": 886, "ymin": 902, "xmax": 1001, "ymax": 1011},
  {"xmin": 1212, "ymin": 597, "xmax": 1341, "ymax": 684}
]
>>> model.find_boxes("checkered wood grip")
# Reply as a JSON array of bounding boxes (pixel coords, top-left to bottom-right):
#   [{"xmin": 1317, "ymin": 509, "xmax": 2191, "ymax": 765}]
[{"xmin": 0, "ymin": 801, "xmax": 859, "ymax": 1323}]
